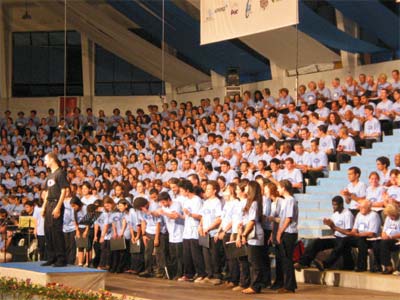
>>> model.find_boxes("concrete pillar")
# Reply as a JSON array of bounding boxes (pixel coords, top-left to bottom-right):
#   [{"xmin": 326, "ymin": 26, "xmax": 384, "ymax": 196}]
[
  {"xmin": 335, "ymin": 9, "xmax": 359, "ymax": 74},
  {"xmin": 80, "ymin": 33, "xmax": 95, "ymax": 111},
  {"xmin": 0, "ymin": 3, "xmax": 10, "ymax": 109},
  {"xmin": 210, "ymin": 70, "xmax": 225, "ymax": 88}
]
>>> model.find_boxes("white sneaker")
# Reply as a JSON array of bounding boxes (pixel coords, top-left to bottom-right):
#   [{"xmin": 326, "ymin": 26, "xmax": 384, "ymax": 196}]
[
  {"xmin": 194, "ymin": 277, "xmax": 206, "ymax": 283},
  {"xmin": 209, "ymin": 278, "xmax": 222, "ymax": 285}
]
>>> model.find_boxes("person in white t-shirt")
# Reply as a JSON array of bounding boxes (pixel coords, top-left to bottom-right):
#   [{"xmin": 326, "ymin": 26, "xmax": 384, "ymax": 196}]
[
  {"xmin": 336, "ymin": 126, "xmax": 357, "ymax": 165},
  {"xmin": 295, "ymin": 196, "xmax": 354, "ymax": 271},
  {"xmin": 280, "ymin": 157, "xmax": 303, "ymax": 193},
  {"xmin": 305, "ymin": 139, "xmax": 328, "ymax": 185},
  {"xmin": 376, "ymin": 89, "xmax": 394, "ymax": 135},
  {"xmin": 198, "ymin": 181, "xmax": 223, "ymax": 285},
  {"xmin": 378, "ymin": 203, "xmax": 400, "ymax": 274},
  {"xmin": 391, "ymin": 89, "xmax": 400, "ymax": 128},
  {"xmin": 178, "ymin": 180, "xmax": 206, "ymax": 282},
  {"xmin": 158, "ymin": 192, "xmax": 185, "ymax": 280},
  {"xmin": 340, "ymin": 166, "xmax": 367, "ymax": 215},
  {"xmin": 346, "ymin": 200, "xmax": 381, "ymax": 272},
  {"xmin": 360, "ymin": 105, "xmax": 381, "ymax": 148}
]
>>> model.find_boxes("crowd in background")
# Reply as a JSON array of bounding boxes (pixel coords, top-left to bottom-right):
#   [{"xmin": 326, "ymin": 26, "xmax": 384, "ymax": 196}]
[{"xmin": 0, "ymin": 70, "xmax": 400, "ymax": 294}]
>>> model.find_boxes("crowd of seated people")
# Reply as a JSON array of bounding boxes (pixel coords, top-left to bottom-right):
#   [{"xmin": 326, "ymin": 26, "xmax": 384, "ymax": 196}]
[
  {"xmin": 295, "ymin": 152, "xmax": 400, "ymax": 275},
  {"xmin": 0, "ymin": 70, "xmax": 399, "ymax": 291}
]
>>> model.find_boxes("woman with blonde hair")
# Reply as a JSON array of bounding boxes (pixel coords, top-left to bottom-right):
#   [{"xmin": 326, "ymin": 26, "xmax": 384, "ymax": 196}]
[{"xmin": 378, "ymin": 203, "xmax": 400, "ymax": 274}]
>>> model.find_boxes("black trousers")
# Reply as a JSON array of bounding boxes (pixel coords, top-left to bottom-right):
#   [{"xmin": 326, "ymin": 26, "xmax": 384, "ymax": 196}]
[
  {"xmin": 378, "ymin": 239, "xmax": 400, "ymax": 267},
  {"xmin": 144, "ymin": 234, "xmax": 156, "ymax": 273},
  {"xmin": 92, "ymin": 241, "xmax": 101, "ymax": 268},
  {"xmin": 169, "ymin": 242, "xmax": 184, "ymax": 278},
  {"xmin": 347, "ymin": 237, "xmax": 379, "ymax": 271},
  {"xmin": 130, "ymin": 238, "xmax": 145, "ymax": 272},
  {"xmin": 63, "ymin": 231, "xmax": 76, "ymax": 265},
  {"xmin": 144, "ymin": 233, "xmax": 168, "ymax": 274},
  {"xmin": 222, "ymin": 234, "xmax": 240, "ymax": 285},
  {"xmin": 298, "ymin": 237, "xmax": 354, "ymax": 269},
  {"xmin": 336, "ymin": 153, "xmax": 351, "ymax": 165},
  {"xmin": 278, "ymin": 233, "xmax": 298, "ymax": 291},
  {"xmin": 247, "ymin": 245, "xmax": 264, "ymax": 293},
  {"xmin": 262, "ymin": 229, "xmax": 272, "ymax": 287},
  {"xmin": 202, "ymin": 237, "xmax": 223, "ymax": 279},
  {"xmin": 110, "ymin": 239, "xmax": 130, "ymax": 272},
  {"xmin": 37, "ymin": 235, "xmax": 47, "ymax": 261},
  {"xmin": 44, "ymin": 201, "xmax": 66, "ymax": 264},
  {"xmin": 155, "ymin": 233, "xmax": 169, "ymax": 273},
  {"xmin": 238, "ymin": 255, "xmax": 250, "ymax": 288},
  {"xmin": 305, "ymin": 170, "xmax": 324, "ymax": 186},
  {"xmin": 182, "ymin": 238, "xmax": 206, "ymax": 278},
  {"xmin": 360, "ymin": 138, "xmax": 378, "ymax": 149},
  {"xmin": 99, "ymin": 240, "xmax": 110, "ymax": 268}
]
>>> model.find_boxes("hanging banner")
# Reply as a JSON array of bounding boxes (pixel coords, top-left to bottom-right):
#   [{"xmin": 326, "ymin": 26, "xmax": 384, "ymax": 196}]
[{"xmin": 200, "ymin": 0, "xmax": 299, "ymax": 45}]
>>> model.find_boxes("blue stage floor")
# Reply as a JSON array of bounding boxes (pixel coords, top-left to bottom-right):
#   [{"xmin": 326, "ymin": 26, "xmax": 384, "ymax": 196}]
[{"xmin": 0, "ymin": 261, "xmax": 105, "ymax": 274}]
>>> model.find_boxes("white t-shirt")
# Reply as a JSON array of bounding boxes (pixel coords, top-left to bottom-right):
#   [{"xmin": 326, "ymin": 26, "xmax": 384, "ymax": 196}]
[
  {"xmin": 200, "ymin": 197, "xmax": 222, "ymax": 238},
  {"xmin": 365, "ymin": 186, "xmax": 384, "ymax": 203},
  {"xmin": 162, "ymin": 201, "xmax": 184, "ymax": 243},
  {"xmin": 242, "ymin": 201, "xmax": 264, "ymax": 246},
  {"xmin": 331, "ymin": 208, "xmax": 354, "ymax": 238},
  {"xmin": 278, "ymin": 196, "xmax": 298, "ymax": 234},
  {"xmin": 363, "ymin": 118, "xmax": 381, "ymax": 139},
  {"xmin": 346, "ymin": 181, "xmax": 367, "ymax": 209},
  {"xmin": 353, "ymin": 211, "xmax": 381, "ymax": 235},
  {"xmin": 33, "ymin": 206, "xmax": 44, "ymax": 236},
  {"xmin": 338, "ymin": 136, "xmax": 355, "ymax": 152},
  {"xmin": 386, "ymin": 185, "xmax": 400, "ymax": 203},
  {"xmin": 376, "ymin": 100, "xmax": 393, "ymax": 121},
  {"xmin": 382, "ymin": 216, "xmax": 400, "ymax": 237},
  {"xmin": 182, "ymin": 195, "xmax": 203, "ymax": 240},
  {"xmin": 231, "ymin": 200, "xmax": 246, "ymax": 234},
  {"xmin": 280, "ymin": 168, "xmax": 303, "ymax": 186},
  {"xmin": 220, "ymin": 200, "xmax": 237, "ymax": 233}
]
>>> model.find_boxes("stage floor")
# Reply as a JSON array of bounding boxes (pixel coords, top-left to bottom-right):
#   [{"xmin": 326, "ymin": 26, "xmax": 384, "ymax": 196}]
[
  {"xmin": 0, "ymin": 262, "xmax": 106, "ymax": 290},
  {"xmin": 105, "ymin": 274, "xmax": 399, "ymax": 300}
]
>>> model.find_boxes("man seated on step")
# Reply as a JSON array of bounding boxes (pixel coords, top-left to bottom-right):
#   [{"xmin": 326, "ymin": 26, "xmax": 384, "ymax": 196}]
[
  {"xmin": 294, "ymin": 196, "xmax": 354, "ymax": 271},
  {"xmin": 344, "ymin": 200, "xmax": 381, "ymax": 272}
]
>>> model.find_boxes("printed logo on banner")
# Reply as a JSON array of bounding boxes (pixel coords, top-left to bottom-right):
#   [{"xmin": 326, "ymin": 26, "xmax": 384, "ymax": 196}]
[
  {"xmin": 245, "ymin": 0, "xmax": 252, "ymax": 18},
  {"xmin": 215, "ymin": 5, "xmax": 228, "ymax": 13},
  {"xmin": 205, "ymin": 8, "xmax": 214, "ymax": 21}
]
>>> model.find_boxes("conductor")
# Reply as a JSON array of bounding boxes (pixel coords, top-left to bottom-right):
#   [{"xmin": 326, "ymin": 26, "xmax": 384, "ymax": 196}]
[{"xmin": 41, "ymin": 152, "xmax": 69, "ymax": 267}]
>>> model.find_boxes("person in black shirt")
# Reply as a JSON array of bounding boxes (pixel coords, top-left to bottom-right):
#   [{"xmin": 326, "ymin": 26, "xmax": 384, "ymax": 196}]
[{"xmin": 41, "ymin": 152, "xmax": 69, "ymax": 267}]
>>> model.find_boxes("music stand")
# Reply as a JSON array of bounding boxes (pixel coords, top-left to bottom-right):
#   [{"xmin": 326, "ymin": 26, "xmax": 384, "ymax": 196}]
[{"xmin": 18, "ymin": 216, "xmax": 35, "ymax": 261}]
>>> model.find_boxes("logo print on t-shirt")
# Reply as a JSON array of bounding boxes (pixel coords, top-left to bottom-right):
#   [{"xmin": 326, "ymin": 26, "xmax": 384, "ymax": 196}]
[{"xmin": 47, "ymin": 179, "xmax": 55, "ymax": 187}]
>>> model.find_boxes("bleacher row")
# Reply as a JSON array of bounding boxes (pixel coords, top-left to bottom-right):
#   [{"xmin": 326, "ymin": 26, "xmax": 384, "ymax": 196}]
[{"xmin": 296, "ymin": 129, "xmax": 400, "ymax": 238}]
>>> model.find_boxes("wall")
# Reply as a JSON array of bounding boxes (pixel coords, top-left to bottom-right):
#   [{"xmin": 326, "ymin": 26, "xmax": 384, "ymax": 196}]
[
  {"xmin": 6, "ymin": 95, "xmax": 162, "ymax": 119},
  {"xmin": 4, "ymin": 59, "xmax": 400, "ymax": 118},
  {"xmin": 242, "ymin": 59, "xmax": 400, "ymax": 97}
]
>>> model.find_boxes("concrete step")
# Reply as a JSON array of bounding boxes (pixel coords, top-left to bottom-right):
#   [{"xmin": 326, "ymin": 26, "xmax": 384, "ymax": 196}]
[
  {"xmin": 298, "ymin": 218, "xmax": 324, "ymax": 227},
  {"xmin": 299, "ymin": 208, "xmax": 331, "ymax": 219},
  {"xmin": 298, "ymin": 226, "xmax": 330, "ymax": 237},
  {"xmin": 306, "ymin": 185, "xmax": 340, "ymax": 195},
  {"xmin": 298, "ymin": 200, "xmax": 331, "ymax": 210},
  {"xmin": 296, "ymin": 269, "xmax": 400, "ymax": 294}
]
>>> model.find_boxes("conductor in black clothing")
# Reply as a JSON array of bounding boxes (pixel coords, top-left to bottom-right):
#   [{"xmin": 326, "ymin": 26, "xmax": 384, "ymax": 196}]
[{"xmin": 41, "ymin": 152, "xmax": 69, "ymax": 267}]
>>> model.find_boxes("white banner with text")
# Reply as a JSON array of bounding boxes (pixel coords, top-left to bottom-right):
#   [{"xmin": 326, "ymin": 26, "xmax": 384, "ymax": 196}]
[{"xmin": 200, "ymin": 0, "xmax": 298, "ymax": 45}]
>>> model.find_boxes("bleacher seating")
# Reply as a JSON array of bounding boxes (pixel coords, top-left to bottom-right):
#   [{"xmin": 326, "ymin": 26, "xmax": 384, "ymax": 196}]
[{"xmin": 297, "ymin": 129, "xmax": 400, "ymax": 238}]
